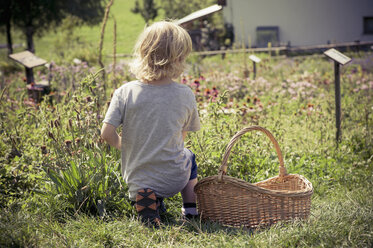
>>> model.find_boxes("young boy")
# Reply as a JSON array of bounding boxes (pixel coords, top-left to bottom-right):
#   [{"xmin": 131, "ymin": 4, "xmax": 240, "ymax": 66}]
[{"xmin": 101, "ymin": 21, "xmax": 200, "ymax": 226}]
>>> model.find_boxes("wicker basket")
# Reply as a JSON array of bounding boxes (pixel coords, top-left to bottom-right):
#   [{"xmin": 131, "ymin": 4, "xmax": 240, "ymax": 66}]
[{"xmin": 194, "ymin": 126, "xmax": 313, "ymax": 228}]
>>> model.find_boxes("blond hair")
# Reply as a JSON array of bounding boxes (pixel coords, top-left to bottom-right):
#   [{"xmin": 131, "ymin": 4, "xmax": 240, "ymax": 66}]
[{"xmin": 130, "ymin": 21, "xmax": 192, "ymax": 82}]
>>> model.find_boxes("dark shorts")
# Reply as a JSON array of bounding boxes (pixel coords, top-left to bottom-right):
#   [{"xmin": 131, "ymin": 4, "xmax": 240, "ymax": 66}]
[{"xmin": 188, "ymin": 149, "xmax": 198, "ymax": 180}]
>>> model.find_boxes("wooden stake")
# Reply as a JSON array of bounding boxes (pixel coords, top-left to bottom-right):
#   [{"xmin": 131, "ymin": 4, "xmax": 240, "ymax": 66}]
[{"xmin": 334, "ymin": 61, "xmax": 341, "ymax": 142}]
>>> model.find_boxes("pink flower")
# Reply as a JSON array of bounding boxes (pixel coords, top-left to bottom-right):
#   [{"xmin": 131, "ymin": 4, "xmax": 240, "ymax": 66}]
[
  {"xmin": 361, "ymin": 84, "xmax": 369, "ymax": 90},
  {"xmin": 193, "ymin": 80, "xmax": 200, "ymax": 88}
]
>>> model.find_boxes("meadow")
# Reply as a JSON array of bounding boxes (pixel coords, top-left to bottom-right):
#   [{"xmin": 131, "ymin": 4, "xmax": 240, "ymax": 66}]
[
  {"xmin": 1, "ymin": 47, "xmax": 372, "ymax": 247},
  {"xmin": 1, "ymin": 1, "xmax": 373, "ymax": 246}
]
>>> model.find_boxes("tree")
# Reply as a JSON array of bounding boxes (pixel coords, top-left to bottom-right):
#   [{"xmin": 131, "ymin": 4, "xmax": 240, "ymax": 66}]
[
  {"xmin": 9, "ymin": 0, "xmax": 106, "ymax": 53},
  {"xmin": 0, "ymin": 0, "xmax": 13, "ymax": 54},
  {"xmin": 131, "ymin": 0, "xmax": 158, "ymax": 24}
]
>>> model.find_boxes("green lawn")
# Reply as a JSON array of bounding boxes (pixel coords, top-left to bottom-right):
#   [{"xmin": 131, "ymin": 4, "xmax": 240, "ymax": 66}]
[
  {"xmin": 2, "ymin": 179, "xmax": 372, "ymax": 247},
  {"xmin": 1, "ymin": 0, "xmax": 146, "ymax": 62}
]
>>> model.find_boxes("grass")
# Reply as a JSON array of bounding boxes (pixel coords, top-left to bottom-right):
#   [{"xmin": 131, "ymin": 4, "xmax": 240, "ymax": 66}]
[
  {"xmin": 2, "ymin": 171, "xmax": 372, "ymax": 247},
  {"xmin": 37, "ymin": 0, "xmax": 147, "ymax": 58},
  {"xmin": 0, "ymin": 0, "xmax": 145, "ymax": 62}
]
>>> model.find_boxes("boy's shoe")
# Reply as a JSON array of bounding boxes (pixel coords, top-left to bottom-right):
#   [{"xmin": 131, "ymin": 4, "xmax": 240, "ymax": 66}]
[
  {"xmin": 181, "ymin": 203, "xmax": 198, "ymax": 221},
  {"xmin": 135, "ymin": 188, "xmax": 161, "ymax": 227}
]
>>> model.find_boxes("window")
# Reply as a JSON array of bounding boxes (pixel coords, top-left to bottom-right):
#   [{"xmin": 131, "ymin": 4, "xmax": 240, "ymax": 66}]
[
  {"xmin": 363, "ymin": 17, "xmax": 373, "ymax": 34},
  {"xmin": 256, "ymin": 26, "xmax": 279, "ymax": 48}
]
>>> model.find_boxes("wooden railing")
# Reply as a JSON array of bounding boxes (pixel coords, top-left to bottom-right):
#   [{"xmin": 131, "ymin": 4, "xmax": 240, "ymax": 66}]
[{"xmin": 108, "ymin": 40, "xmax": 373, "ymax": 58}]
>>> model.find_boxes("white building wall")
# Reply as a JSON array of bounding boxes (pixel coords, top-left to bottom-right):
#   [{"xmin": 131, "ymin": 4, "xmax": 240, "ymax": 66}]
[{"xmin": 223, "ymin": 0, "xmax": 373, "ymax": 47}]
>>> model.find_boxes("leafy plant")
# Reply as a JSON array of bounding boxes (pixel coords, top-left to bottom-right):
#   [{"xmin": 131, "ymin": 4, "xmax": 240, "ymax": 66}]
[{"xmin": 45, "ymin": 148, "xmax": 128, "ymax": 217}]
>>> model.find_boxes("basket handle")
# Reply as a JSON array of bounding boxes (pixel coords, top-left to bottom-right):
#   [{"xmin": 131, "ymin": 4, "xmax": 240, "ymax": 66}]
[{"xmin": 218, "ymin": 126, "xmax": 287, "ymax": 181}]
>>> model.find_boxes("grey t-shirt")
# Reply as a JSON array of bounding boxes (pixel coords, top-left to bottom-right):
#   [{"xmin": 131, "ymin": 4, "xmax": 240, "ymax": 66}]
[{"xmin": 103, "ymin": 81, "xmax": 200, "ymax": 200}]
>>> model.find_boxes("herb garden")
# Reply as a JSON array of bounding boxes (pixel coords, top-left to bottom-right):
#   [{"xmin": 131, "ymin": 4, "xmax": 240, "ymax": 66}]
[
  {"xmin": 1, "ymin": 49, "xmax": 372, "ymax": 247},
  {"xmin": 0, "ymin": 1, "xmax": 372, "ymax": 246}
]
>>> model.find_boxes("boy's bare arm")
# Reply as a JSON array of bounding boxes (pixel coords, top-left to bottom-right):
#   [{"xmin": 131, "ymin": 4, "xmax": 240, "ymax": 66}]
[
  {"xmin": 101, "ymin": 123, "xmax": 122, "ymax": 150},
  {"xmin": 182, "ymin": 131, "xmax": 188, "ymax": 141}
]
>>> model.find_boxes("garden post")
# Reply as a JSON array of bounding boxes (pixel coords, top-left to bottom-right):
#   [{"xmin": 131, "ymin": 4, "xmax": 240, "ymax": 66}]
[
  {"xmin": 323, "ymin": 48, "xmax": 351, "ymax": 144},
  {"xmin": 253, "ymin": 61, "xmax": 257, "ymax": 80},
  {"xmin": 249, "ymin": 55, "xmax": 261, "ymax": 80},
  {"xmin": 25, "ymin": 67, "xmax": 34, "ymax": 84},
  {"xmin": 334, "ymin": 61, "xmax": 341, "ymax": 142}
]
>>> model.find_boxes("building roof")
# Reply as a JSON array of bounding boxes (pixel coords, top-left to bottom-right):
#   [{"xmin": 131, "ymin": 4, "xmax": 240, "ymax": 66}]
[{"xmin": 176, "ymin": 4, "xmax": 223, "ymax": 25}]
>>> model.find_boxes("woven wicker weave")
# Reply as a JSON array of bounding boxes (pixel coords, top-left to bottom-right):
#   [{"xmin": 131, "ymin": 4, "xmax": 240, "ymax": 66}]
[{"xmin": 194, "ymin": 126, "xmax": 313, "ymax": 228}]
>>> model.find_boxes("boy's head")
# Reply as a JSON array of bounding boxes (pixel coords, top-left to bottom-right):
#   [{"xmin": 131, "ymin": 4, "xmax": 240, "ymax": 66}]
[{"xmin": 130, "ymin": 21, "xmax": 192, "ymax": 82}]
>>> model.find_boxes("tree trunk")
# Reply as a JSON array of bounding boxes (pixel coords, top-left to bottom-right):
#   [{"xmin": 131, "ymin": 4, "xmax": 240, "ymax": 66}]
[
  {"xmin": 26, "ymin": 26, "xmax": 35, "ymax": 53},
  {"xmin": 2, "ymin": 0, "xmax": 13, "ymax": 54},
  {"xmin": 6, "ymin": 20, "xmax": 13, "ymax": 55},
  {"xmin": 4, "ymin": 0, "xmax": 13, "ymax": 55}
]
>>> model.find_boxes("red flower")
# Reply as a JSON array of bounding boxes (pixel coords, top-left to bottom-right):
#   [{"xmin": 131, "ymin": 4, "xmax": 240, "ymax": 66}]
[
  {"xmin": 204, "ymin": 88, "xmax": 211, "ymax": 97},
  {"xmin": 212, "ymin": 86, "xmax": 219, "ymax": 97},
  {"xmin": 181, "ymin": 77, "xmax": 187, "ymax": 84}
]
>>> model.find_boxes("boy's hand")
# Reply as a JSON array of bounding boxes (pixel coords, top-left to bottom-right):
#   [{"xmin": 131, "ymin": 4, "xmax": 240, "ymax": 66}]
[{"xmin": 101, "ymin": 123, "xmax": 122, "ymax": 150}]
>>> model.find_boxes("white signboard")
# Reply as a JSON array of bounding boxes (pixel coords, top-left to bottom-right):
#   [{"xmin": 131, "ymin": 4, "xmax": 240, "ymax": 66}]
[
  {"xmin": 9, "ymin": 51, "xmax": 47, "ymax": 69},
  {"xmin": 324, "ymin": 48, "xmax": 351, "ymax": 65},
  {"xmin": 249, "ymin": 54, "xmax": 261, "ymax": 63}
]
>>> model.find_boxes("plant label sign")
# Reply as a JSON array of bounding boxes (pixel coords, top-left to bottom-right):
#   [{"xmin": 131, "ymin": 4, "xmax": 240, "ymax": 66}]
[
  {"xmin": 323, "ymin": 48, "xmax": 352, "ymax": 143},
  {"xmin": 9, "ymin": 51, "xmax": 48, "ymax": 85},
  {"xmin": 9, "ymin": 51, "xmax": 47, "ymax": 69},
  {"xmin": 249, "ymin": 55, "xmax": 261, "ymax": 79},
  {"xmin": 249, "ymin": 54, "xmax": 261, "ymax": 63},
  {"xmin": 323, "ymin": 48, "xmax": 351, "ymax": 65}
]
